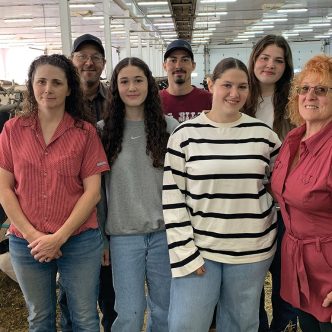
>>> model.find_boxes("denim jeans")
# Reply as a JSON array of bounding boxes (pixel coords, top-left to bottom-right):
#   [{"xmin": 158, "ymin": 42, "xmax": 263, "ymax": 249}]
[
  {"xmin": 110, "ymin": 231, "xmax": 171, "ymax": 332},
  {"xmin": 259, "ymin": 211, "xmax": 298, "ymax": 332},
  {"xmin": 168, "ymin": 256, "xmax": 273, "ymax": 332},
  {"xmin": 9, "ymin": 229, "xmax": 103, "ymax": 332},
  {"xmin": 59, "ymin": 264, "xmax": 117, "ymax": 332}
]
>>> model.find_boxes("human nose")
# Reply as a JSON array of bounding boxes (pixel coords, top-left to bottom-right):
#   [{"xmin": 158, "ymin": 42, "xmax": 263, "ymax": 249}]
[
  {"xmin": 44, "ymin": 82, "xmax": 53, "ymax": 93},
  {"xmin": 266, "ymin": 59, "xmax": 275, "ymax": 68},
  {"xmin": 306, "ymin": 87, "xmax": 318, "ymax": 98},
  {"xmin": 229, "ymin": 86, "xmax": 240, "ymax": 97},
  {"xmin": 84, "ymin": 56, "xmax": 94, "ymax": 65},
  {"xmin": 128, "ymin": 81, "xmax": 136, "ymax": 91}
]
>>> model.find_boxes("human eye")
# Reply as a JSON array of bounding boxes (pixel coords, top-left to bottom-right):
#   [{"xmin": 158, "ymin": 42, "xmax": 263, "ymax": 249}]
[
  {"xmin": 92, "ymin": 55, "xmax": 103, "ymax": 63},
  {"xmin": 119, "ymin": 79, "xmax": 128, "ymax": 85},
  {"xmin": 222, "ymin": 83, "xmax": 232, "ymax": 89},
  {"xmin": 315, "ymin": 86, "xmax": 328, "ymax": 95},
  {"xmin": 298, "ymin": 86, "xmax": 309, "ymax": 94},
  {"xmin": 276, "ymin": 59, "xmax": 285, "ymax": 64},
  {"xmin": 182, "ymin": 57, "xmax": 190, "ymax": 63},
  {"xmin": 239, "ymin": 84, "xmax": 249, "ymax": 90},
  {"xmin": 259, "ymin": 55, "xmax": 269, "ymax": 61},
  {"xmin": 76, "ymin": 54, "xmax": 87, "ymax": 61},
  {"xmin": 36, "ymin": 79, "xmax": 46, "ymax": 85}
]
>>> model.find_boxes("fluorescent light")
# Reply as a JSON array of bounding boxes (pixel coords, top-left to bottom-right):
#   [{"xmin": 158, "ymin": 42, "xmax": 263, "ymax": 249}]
[
  {"xmin": 195, "ymin": 21, "xmax": 220, "ymax": 25},
  {"xmin": 292, "ymin": 28, "xmax": 313, "ymax": 32},
  {"xmin": 32, "ymin": 26, "xmax": 57, "ymax": 30},
  {"xmin": 197, "ymin": 12, "xmax": 227, "ymax": 16},
  {"xmin": 251, "ymin": 25, "xmax": 274, "ymax": 29},
  {"xmin": 309, "ymin": 23, "xmax": 331, "ymax": 27},
  {"xmin": 246, "ymin": 30, "xmax": 264, "ymax": 34},
  {"xmin": 111, "ymin": 31, "xmax": 126, "ymax": 34},
  {"xmin": 69, "ymin": 4, "xmax": 95, "ymax": 8},
  {"xmin": 277, "ymin": 8, "xmax": 308, "ymax": 13},
  {"xmin": 314, "ymin": 35, "xmax": 331, "ymax": 38},
  {"xmin": 147, "ymin": 14, "xmax": 171, "ymax": 17},
  {"xmin": 4, "ymin": 18, "xmax": 33, "ymax": 23},
  {"xmin": 200, "ymin": 0, "xmax": 236, "ymax": 3},
  {"xmin": 262, "ymin": 18, "xmax": 288, "ymax": 22},
  {"xmin": 82, "ymin": 16, "xmax": 104, "ymax": 20},
  {"xmin": 233, "ymin": 38, "xmax": 249, "ymax": 42},
  {"xmin": 137, "ymin": 1, "xmax": 167, "ymax": 4},
  {"xmin": 282, "ymin": 33, "xmax": 299, "ymax": 37},
  {"xmin": 153, "ymin": 23, "xmax": 174, "ymax": 26}
]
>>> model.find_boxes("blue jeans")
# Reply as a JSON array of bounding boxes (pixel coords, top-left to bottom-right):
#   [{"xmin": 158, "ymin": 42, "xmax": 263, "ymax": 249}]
[
  {"xmin": 59, "ymin": 264, "xmax": 117, "ymax": 332},
  {"xmin": 110, "ymin": 231, "xmax": 171, "ymax": 332},
  {"xmin": 168, "ymin": 257, "xmax": 273, "ymax": 332},
  {"xmin": 259, "ymin": 212, "xmax": 298, "ymax": 332},
  {"xmin": 9, "ymin": 229, "xmax": 103, "ymax": 332}
]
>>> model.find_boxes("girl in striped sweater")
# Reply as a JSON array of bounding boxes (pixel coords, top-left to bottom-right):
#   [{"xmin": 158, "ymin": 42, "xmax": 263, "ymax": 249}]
[{"xmin": 163, "ymin": 57, "xmax": 281, "ymax": 332}]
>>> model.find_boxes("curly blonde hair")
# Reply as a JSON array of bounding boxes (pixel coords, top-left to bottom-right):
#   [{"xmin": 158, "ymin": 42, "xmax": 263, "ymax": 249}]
[{"xmin": 287, "ymin": 54, "xmax": 332, "ymax": 126}]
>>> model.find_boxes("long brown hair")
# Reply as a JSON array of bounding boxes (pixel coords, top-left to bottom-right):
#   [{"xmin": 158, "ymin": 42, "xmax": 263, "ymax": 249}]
[
  {"xmin": 245, "ymin": 35, "xmax": 294, "ymax": 139},
  {"xmin": 102, "ymin": 57, "xmax": 169, "ymax": 168}
]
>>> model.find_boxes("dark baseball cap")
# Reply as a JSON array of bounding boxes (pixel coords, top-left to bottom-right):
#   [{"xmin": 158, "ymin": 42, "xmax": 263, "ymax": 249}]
[
  {"xmin": 164, "ymin": 39, "xmax": 194, "ymax": 61},
  {"xmin": 72, "ymin": 34, "xmax": 105, "ymax": 56}
]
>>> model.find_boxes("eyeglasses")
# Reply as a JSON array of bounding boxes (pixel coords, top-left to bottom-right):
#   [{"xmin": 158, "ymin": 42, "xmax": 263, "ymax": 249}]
[
  {"xmin": 74, "ymin": 53, "xmax": 104, "ymax": 64},
  {"xmin": 296, "ymin": 85, "xmax": 332, "ymax": 97}
]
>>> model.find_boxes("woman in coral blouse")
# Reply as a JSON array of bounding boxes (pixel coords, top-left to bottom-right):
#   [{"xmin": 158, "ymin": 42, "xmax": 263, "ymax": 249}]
[{"xmin": 271, "ymin": 54, "xmax": 332, "ymax": 332}]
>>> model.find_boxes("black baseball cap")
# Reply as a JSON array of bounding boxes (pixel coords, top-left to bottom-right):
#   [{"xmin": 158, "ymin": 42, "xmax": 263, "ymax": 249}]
[
  {"xmin": 72, "ymin": 34, "xmax": 105, "ymax": 56},
  {"xmin": 164, "ymin": 39, "xmax": 194, "ymax": 61}
]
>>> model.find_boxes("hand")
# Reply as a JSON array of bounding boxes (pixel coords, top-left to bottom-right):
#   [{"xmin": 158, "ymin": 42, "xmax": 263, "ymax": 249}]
[
  {"xmin": 101, "ymin": 248, "xmax": 110, "ymax": 266},
  {"xmin": 322, "ymin": 291, "xmax": 332, "ymax": 323},
  {"xmin": 28, "ymin": 234, "xmax": 63, "ymax": 262},
  {"xmin": 195, "ymin": 265, "xmax": 206, "ymax": 276}
]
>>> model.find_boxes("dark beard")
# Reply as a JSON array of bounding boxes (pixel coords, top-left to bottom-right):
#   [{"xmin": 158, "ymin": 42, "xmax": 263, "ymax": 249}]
[{"xmin": 174, "ymin": 77, "xmax": 185, "ymax": 84}]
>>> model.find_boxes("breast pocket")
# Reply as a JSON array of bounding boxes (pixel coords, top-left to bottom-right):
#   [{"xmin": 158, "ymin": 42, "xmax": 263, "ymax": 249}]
[
  {"xmin": 299, "ymin": 174, "xmax": 332, "ymax": 211},
  {"xmin": 56, "ymin": 152, "xmax": 81, "ymax": 177}
]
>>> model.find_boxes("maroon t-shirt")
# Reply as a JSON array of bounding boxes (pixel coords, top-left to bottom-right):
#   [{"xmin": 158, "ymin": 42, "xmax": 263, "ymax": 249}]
[{"xmin": 160, "ymin": 86, "xmax": 212, "ymax": 123}]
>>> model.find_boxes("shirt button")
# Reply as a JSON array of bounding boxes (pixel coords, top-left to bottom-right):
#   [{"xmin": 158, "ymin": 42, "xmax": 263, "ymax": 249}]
[
  {"xmin": 43, "ymin": 194, "xmax": 47, "ymax": 199},
  {"xmin": 44, "ymin": 172, "xmax": 47, "ymax": 177}
]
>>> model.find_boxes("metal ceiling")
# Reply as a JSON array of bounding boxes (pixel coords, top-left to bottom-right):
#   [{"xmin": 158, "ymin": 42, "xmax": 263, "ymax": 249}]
[{"xmin": 0, "ymin": 0, "xmax": 331, "ymax": 51}]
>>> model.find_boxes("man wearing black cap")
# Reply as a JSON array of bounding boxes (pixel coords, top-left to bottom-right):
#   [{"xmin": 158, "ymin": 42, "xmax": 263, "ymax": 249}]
[
  {"xmin": 71, "ymin": 33, "xmax": 109, "ymax": 123},
  {"xmin": 59, "ymin": 34, "xmax": 116, "ymax": 332},
  {"xmin": 160, "ymin": 39, "xmax": 212, "ymax": 123}
]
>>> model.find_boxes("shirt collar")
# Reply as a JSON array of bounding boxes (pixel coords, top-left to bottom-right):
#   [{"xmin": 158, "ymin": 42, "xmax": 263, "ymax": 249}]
[
  {"xmin": 19, "ymin": 111, "xmax": 76, "ymax": 132},
  {"xmin": 288, "ymin": 121, "xmax": 332, "ymax": 155}
]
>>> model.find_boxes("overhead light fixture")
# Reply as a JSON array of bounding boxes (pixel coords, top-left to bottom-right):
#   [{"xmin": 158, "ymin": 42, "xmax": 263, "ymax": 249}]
[
  {"xmin": 147, "ymin": 14, "xmax": 171, "ymax": 17},
  {"xmin": 277, "ymin": 8, "xmax": 308, "ymax": 13},
  {"xmin": 233, "ymin": 38, "xmax": 249, "ymax": 42},
  {"xmin": 197, "ymin": 12, "xmax": 227, "ymax": 16},
  {"xmin": 200, "ymin": 0, "xmax": 236, "ymax": 3},
  {"xmin": 314, "ymin": 35, "xmax": 331, "ymax": 38},
  {"xmin": 195, "ymin": 21, "xmax": 220, "ymax": 25},
  {"xmin": 309, "ymin": 23, "xmax": 331, "ymax": 27},
  {"xmin": 262, "ymin": 18, "xmax": 288, "ymax": 22},
  {"xmin": 82, "ymin": 16, "xmax": 104, "ymax": 20},
  {"xmin": 250, "ymin": 25, "xmax": 274, "ymax": 29},
  {"xmin": 69, "ymin": 3, "xmax": 95, "ymax": 8},
  {"xmin": 137, "ymin": 1, "xmax": 167, "ymax": 4},
  {"xmin": 32, "ymin": 26, "xmax": 57, "ymax": 30},
  {"xmin": 4, "ymin": 18, "xmax": 33, "ymax": 22},
  {"xmin": 153, "ymin": 22, "xmax": 174, "ymax": 26},
  {"xmin": 282, "ymin": 33, "xmax": 299, "ymax": 37},
  {"xmin": 292, "ymin": 28, "xmax": 313, "ymax": 32}
]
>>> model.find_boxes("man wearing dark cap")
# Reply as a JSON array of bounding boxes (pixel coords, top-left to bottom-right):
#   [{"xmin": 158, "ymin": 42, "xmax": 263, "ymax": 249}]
[
  {"xmin": 59, "ymin": 34, "xmax": 116, "ymax": 332},
  {"xmin": 71, "ymin": 33, "xmax": 109, "ymax": 123},
  {"xmin": 160, "ymin": 39, "xmax": 212, "ymax": 123}
]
